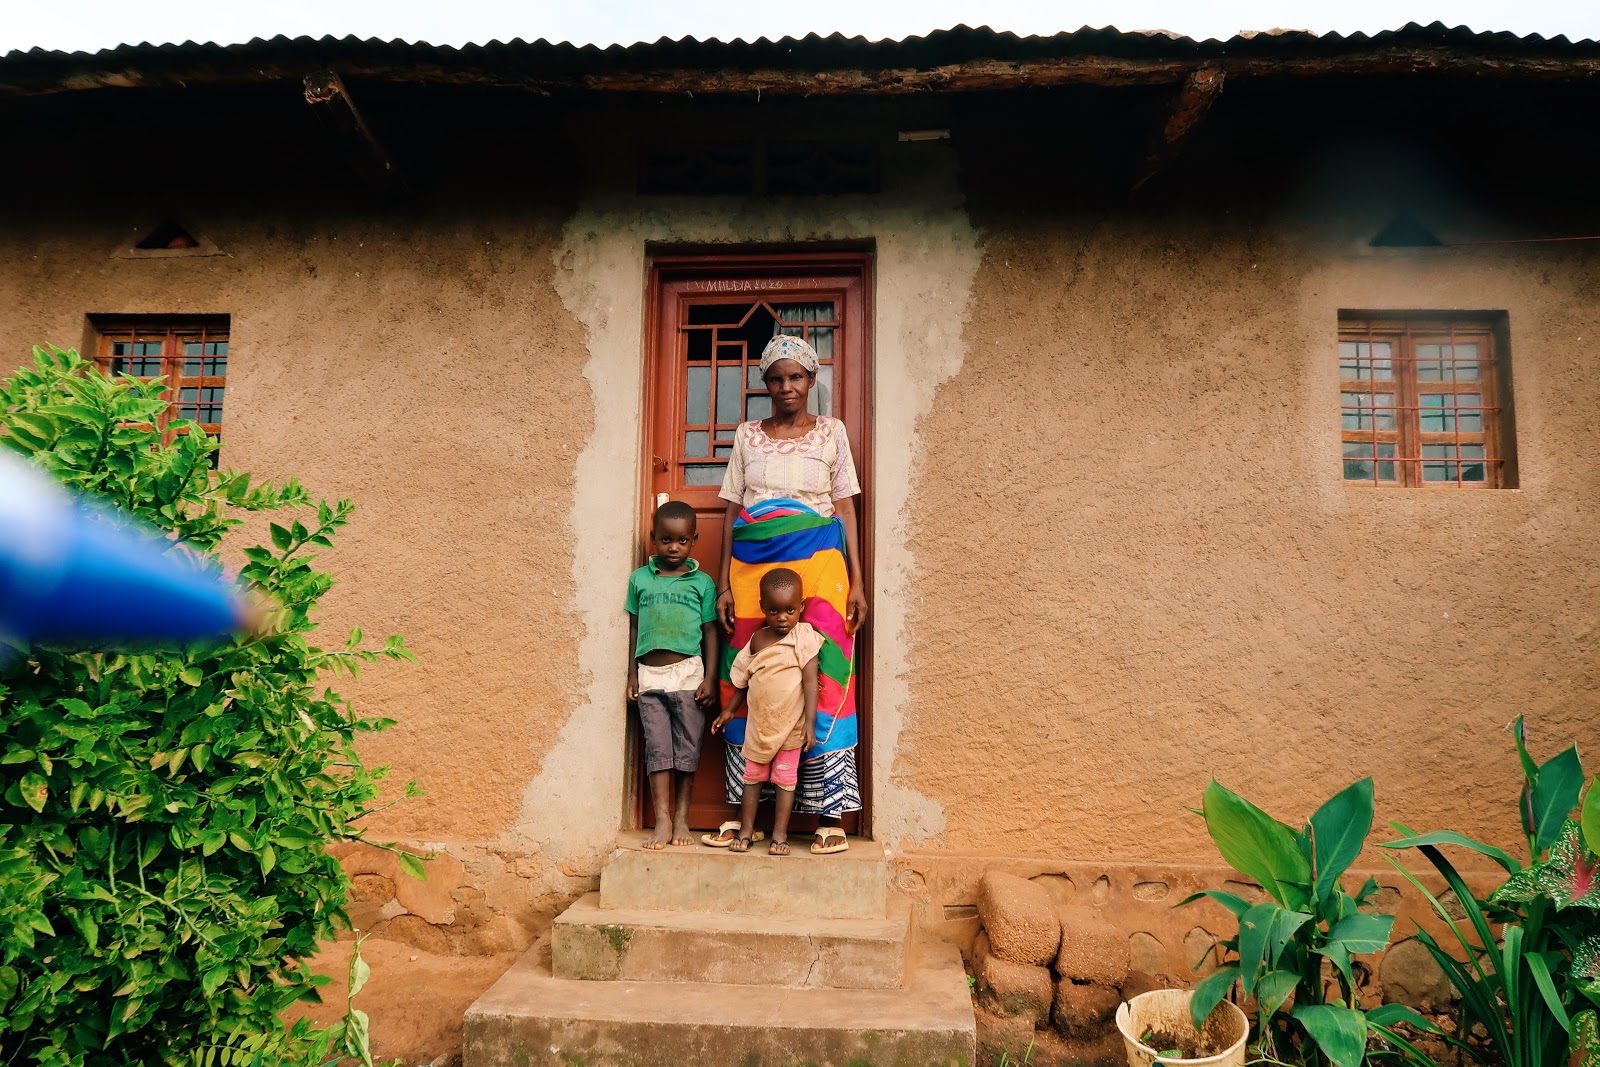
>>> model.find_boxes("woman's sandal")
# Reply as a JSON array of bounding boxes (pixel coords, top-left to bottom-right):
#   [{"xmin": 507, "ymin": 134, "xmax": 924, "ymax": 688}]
[
  {"xmin": 729, "ymin": 836, "xmax": 754, "ymax": 854},
  {"xmin": 811, "ymin": 827, "xmax": 849, "ymax": 855},
  {"xmin": 769, "ymin": 840, "xmax": 791, "ymax": 857},
  {"xmin": 700, "ymin": 821, "xmax": 764, "ymax": 848}
]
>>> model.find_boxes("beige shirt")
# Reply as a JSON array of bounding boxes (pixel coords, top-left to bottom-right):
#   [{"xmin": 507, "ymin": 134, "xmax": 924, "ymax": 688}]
[
  {"xmin": 718, "ymin": 417, "xmax": 861, "ymax": 517},
  {"xmin": 729, "ymin": 622, "xmax": 825, "ymax": 765}
]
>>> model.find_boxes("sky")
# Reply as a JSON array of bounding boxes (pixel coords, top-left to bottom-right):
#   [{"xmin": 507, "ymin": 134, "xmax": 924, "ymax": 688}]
[{"xmin": 3, "ymin": 0, "xmax": 1599, "ymax": 55}]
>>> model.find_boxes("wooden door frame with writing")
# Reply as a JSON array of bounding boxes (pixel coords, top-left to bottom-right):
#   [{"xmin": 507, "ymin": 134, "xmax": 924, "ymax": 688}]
[{"xmin": 633, "ymin": 248, "xmax": 875, "ymax": 837}]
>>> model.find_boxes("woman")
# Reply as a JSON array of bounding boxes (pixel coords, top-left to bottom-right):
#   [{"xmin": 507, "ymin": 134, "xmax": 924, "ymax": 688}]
[{"xmin": 702, "ymin": 334, "xmax": 867, "ymax": 855}]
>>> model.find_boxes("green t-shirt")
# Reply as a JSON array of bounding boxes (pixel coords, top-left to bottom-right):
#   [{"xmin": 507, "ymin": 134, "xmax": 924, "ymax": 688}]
[{"xmin": 624, "ymin": 558, "xmax": 718, "ymax": 658}]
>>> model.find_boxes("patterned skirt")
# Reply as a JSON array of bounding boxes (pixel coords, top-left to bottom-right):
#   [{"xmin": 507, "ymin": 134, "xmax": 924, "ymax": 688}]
[{"xmin": 724, "ymin": 743, "xmax": 862, "ymax": 817}]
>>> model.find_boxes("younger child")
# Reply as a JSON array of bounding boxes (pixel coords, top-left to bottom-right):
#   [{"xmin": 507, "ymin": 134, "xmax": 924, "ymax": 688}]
[
  {"xmin": 711, "ymin": 567, "xmax": 823, "ymax": 856},
  {"xmin": 626, "ymin": 501, "xmax": 720, "ymax": 850}
]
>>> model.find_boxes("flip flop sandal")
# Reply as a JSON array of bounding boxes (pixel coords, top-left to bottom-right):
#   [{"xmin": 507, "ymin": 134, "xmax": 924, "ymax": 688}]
[
  {"xmin": 701, "ymin": 821, "xmax": 764, "ymax": 848},
  {"xmin": 729, "ymin": 836, "xmax": 754, "ymax": 854},
  {"xmin": 811, "ymin": 827, "xmax": 849, "ymax": 855},
  {"xmin": 769, "ymin": 840, "xmax": 791, "ymax": 857}
]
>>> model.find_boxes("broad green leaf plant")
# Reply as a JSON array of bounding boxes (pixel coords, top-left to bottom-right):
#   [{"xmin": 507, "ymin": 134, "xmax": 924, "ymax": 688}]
[
  {"xmin": 1385, "ymin": 718, "xmax": 1600, "ymax": 1067},
  {"xmin": 1182, "ymin": 779, "xmax": 1437, "ymax": 1067},
  {"xmin": 0, "ymin": 347, "xmax": 418, "ymax": 1066}
]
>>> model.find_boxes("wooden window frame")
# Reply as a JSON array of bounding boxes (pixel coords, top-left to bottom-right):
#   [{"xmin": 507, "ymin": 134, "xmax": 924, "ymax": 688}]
[
  {"xmin": 90, "ymin": 315, "xmax": 230, "ymax": 446},
  {"xmin": 1338, "ymin": 314, "xmax": 1516, "ymax": 489}
]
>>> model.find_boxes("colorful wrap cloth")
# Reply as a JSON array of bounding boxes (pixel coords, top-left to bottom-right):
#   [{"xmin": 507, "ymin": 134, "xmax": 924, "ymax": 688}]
[{"xmin": 719, "ymin": 499, "xmax": 856, "ymax": 759}]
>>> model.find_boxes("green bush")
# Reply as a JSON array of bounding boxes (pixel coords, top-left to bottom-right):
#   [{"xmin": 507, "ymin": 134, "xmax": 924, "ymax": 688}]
[{"xmin": 0, "ymin": 347, "xmax": 417, "ymax": 1066}]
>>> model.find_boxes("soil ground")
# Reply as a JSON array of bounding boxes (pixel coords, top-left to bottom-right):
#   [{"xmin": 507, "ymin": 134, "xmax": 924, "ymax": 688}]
[{"xmin": 290, "ymin": 938, "xmax": 521, "ymax": 1066}]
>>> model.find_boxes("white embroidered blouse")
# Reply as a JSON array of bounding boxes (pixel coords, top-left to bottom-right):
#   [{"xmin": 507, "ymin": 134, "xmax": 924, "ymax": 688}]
[{"xmin": 718, "ymin": 416, "xmax": 862, "ymax": 517}]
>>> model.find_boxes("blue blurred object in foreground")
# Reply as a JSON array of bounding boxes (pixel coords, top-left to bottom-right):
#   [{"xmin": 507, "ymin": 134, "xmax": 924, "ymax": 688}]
[{"xmin": 0, "ymin": 453, "xmax": 245, "ymax": 647}]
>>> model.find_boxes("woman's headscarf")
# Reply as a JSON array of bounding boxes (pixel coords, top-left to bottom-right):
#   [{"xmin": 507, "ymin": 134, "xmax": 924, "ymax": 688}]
[{"xmin": 759, "ymin": 334, "xmax": 819, "ymax": 377}]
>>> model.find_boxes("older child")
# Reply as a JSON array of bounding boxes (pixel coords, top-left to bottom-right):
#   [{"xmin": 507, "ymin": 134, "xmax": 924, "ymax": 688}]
[
  {"xmin": 626, "ymin": 501, "xmax": 720, "ymax": 850},
  {"xmin": 710, "ymin": 567, "xmax": 822, "ymax": 856}
]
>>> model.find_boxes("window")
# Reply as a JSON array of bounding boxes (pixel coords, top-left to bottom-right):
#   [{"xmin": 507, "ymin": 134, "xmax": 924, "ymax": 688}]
[
  {"xmin": 91, "ymin": 316, "xmax": 230, "ymax": 446},
  {"xmin": 1338, "ymin": 315, "xmax": 1514, "ymax": 488}
]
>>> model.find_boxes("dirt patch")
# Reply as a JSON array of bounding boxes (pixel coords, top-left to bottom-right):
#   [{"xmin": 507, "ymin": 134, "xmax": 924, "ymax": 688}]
[
  {"xmin": 1139, "ymin": 1026, "xmax": 1223, "ymax": 1059},
  {"xmin": 290, "ymin": 938, "xmax": 520, "ymax": 1065}
]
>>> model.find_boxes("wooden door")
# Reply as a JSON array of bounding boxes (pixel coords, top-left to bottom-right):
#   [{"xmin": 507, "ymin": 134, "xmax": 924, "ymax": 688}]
[{"xmin": 640, "ymin": 251, "xmax": 873, "ymax": 833}]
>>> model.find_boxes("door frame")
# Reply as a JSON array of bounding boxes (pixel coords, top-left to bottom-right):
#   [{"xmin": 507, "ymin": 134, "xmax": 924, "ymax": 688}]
[{"xmin": 632, "ymin": 247, "xmax": 876, "ymax": 836}]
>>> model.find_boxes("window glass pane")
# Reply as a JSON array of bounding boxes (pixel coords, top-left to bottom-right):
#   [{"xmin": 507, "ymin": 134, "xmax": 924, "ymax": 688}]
[
  {"xmin": 1419, "ymin": 342, "xmax": 1481, "ymax": 381},
  {"xmin": 774, "ymin": 302, "xmax": 835, "ymax": 324},
  {"xmin": 810, "ymin": 326, "xmax": 835, "ymax": 359},
  {"xmin": 133, "ymin": 340, "xmax": 164, "ymax": 356},
  {"xmin": 716, "ymin": 366, "xmax": 743, "ymax": 424},
  {"xmin": 1339, "ymin": 341, "xmax": 1392, "ymax": 380},
  {"xmin": 687, "ymin": 329, "xmax": 712, "ymax": 361},
  {"xmin": 1343, "ymin": 442, "xmax": 1396, "ymax": 482},
  {"xmin": 685, "ymin": 366, "xmax": 710, "ymax": 424},
  {"xmin": 716, "ymin": 343, "xmax": 745, "ymax": 363},
  {"xmin": 748, "ymin": 365, "xmax": 765, "ymax": 389},
  {"xmin": 687, "ymin": 303, "xmax": 752, "ymax": 326},
  {"xmin": 808, "ymin": 365, "xmax": 834, "ymax": 417},
  {"xmin": 180, "ymin": 387, "xmax": 199, "ymax": 402},
  {"xmin": 714, "ymin": 445, "xmax": 732, "ymax": 458},
  {"xmin": 1461, "ymin": 444, "xmax": 1486, "ymax": 482},
  {"xmin": 1419, "ymin": 393, "xmax": 1484, "ymax": 432},
  {"xmin": 1340, "ymin": 391, "xmax": 1395, "ymax": 430},
  {"xmin": 746, "ymin": 395, "xmax": 772, "ymax": 420},
  {"xmin": 111, "ymin": 341, "xmax": 130, "ymax": 356},
  {"xmin": 684, "ymin": 431, "xmax": 709, "ymax": 457},
  {"xmin": 684, "ymin": 463, "xmax": 726, "ymax": 486}
]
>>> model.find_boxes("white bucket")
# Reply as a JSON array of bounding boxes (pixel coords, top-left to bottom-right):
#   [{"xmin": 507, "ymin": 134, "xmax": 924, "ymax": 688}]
[{"xmin": 1115, "ymin": 990, "xmax": 1249, "ymax": 1067}]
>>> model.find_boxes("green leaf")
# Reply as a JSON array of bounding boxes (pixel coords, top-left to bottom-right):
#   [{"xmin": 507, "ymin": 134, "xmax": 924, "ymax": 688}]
[
  {"xmin": 1175, "ymin": 890, "xmax": 1253, "ymax": 918},
  {"xmin": 349, "ymin": 944, "xmax": 371, "ymax": 999},
  {"xmin": 1583, "ymin": 780, "xmax": 1600, "ymax": 858},
  {"xmin": 1515, "ymin": 716, "xmax": 1540, "ymax": 784},
  {"xmin": 1366, "ymin": 1003, "xmax": 1440, "ymax": 1033},
  {"xmin": 270, "ymin": 523, "xmax": 292, "ymax": 550},
  {"xmin": 1190, "ymin": 963, "xmax": 1240, "ymax": 1032},
  {"xmin": 1573, "ymin": 1009, "xmax": 1600, "ymax": 1067},
  {"xmin": 1532, "ymin": 746, "xmax": 1585, "ymax": 853},
  {"xmin": 227, "ymin": 831, "xmax": 254, "ymax": 853},
  {"xmin": 1380, "ymin": 828, "xmax": 1521, "ymax": 874},
  {"xmin": 1256, "ymin": 968, "xmax": 1299, "ymax": 1017},
  {"xmin": 395, "ymin": 850, "xmax": 427, "ymax": 881},
  {"xmin": 1201, "ymin": 781, "xmax": 1311, "ymax": 908},
  {"xmin": 1528, "ymin": 951, "xmax": 1572, "ymax": 1031},
  {"xmin": 1324, "ymin": 912, "xmax": 1394, "ymax": 956},
  {"xmin": 178, "ymin": 666, "xmax": 203, "ymax": 686},
  {"xmin": 1238, "ymin": 902, "xmax": 1311, "ymax": 995},
  {"xmin": 19, "ymin": 772, "xmax": 48, "ymax": 812},
  {"xmin": 1293, "ymin": 1004, "xmax": 1368, "ymax": 1067},
  {"xmin": 1307, "ymin": 778, "xmax": 1374, "ymax": 902}
]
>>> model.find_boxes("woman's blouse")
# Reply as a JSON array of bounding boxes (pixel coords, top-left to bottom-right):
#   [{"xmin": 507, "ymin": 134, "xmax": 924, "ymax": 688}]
[{"xmin": 718, "ymin": 416, "xmax": 861, "ymax": 517}]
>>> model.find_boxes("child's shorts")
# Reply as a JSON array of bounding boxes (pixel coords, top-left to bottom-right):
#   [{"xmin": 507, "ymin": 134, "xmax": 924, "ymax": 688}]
[
  {"xmin": 742, "ymin": 747, "xmax": 801, "ymax": 791},
  {"xmin": 636, "ymin": 657, "xmax": 706, "ymax": 774}
]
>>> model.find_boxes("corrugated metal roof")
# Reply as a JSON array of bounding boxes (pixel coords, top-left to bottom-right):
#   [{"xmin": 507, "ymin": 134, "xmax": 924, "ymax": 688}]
[{"xmin": 1, "ymin": 22, "xmax": 1596, "ymax": 95}]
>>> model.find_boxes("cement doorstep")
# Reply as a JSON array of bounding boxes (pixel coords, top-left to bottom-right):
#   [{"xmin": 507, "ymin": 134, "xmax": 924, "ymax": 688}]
[
  {"xmin": 600, "ymin": 832, "xmax": 890, "ymax": 920},
  {"xmin": 554, "ymin": 892, "xmax": 911, "ymax": 989},
  {"xmin": 463, "ymin": 940, "xmax": 977, "ymax": 1067}
]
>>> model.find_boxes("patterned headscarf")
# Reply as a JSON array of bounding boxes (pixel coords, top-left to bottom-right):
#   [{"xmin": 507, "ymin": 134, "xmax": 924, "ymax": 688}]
[{"xmin": 759, "ymin": 334, "xmax": 820, "ymax": 377}]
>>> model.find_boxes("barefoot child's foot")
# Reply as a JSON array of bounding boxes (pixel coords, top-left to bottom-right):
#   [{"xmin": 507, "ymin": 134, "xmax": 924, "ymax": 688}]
[
  {"xmin": 670, "ymin": 817, "xmax": 694, "ymax": 847},
  {"xmin": 642, "ymin": 825, "xmax": 671, "ymax": 850}
]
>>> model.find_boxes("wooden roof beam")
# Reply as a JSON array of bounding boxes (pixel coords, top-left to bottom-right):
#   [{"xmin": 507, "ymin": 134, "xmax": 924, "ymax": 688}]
[
  {"xmin": 1127, "ymin": 64, "xmax": 1225, "ymax": 196},
  {"xmin": 302, "ymin": 70, "xmax": 409, "ymax": 197}
]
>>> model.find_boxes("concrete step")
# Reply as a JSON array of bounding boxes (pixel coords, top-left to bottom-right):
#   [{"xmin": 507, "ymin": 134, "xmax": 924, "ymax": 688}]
[
  {"xmin": 598, "ymin": 831, "xmax": 889, "ymax": 920},
  {"xmin": 553, "ymin": 892, "xmax": 911, "ymax": 989},
  {"xmin": 464, "ymin": 941, "xmax": 976, "ymax": 1067}
]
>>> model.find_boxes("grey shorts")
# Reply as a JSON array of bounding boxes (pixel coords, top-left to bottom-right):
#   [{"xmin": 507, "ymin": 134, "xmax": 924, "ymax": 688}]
[{"xmin": 637, "ymin": 689, "xmax": 706, "ymax": 774}]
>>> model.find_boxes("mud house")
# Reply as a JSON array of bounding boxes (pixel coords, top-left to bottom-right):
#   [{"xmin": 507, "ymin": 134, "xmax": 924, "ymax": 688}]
[{"xmin": 4, "ymin": 22, "xmax": 1600, "ymax": 1063}]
